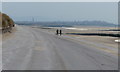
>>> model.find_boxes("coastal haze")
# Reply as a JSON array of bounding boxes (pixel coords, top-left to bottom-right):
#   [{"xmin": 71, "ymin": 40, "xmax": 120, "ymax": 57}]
[{"xmin": 2, "ymin": 2, "xmax": 119, "ymax": 70}]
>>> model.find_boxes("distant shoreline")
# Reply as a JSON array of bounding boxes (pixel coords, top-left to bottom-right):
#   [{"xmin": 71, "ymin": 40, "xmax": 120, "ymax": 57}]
[{"xmin": 15, "ymin": 20, "xmax": 117, "ymax": 27}]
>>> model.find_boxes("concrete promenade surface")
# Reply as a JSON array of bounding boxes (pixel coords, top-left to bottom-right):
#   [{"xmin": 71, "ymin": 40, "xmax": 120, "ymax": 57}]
[{"xmin": 2, "ymin": 26, "xmax": 118, "ymax": 70}]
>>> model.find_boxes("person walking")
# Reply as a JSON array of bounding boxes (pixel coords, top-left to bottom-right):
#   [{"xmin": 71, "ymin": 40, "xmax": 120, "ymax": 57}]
[
  {"xmin": 60, "ymin": 29, "xmax": 62, "ymax": 36},
  {"xmin": 56, "ymin": 29, "xmax": 59, "ymax": 35}
]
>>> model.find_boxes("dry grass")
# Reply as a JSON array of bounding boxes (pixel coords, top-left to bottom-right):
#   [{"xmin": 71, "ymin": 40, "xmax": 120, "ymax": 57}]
[{"xmin": 0, "ymin": 13, "xmax": 15, "ymax": 30}]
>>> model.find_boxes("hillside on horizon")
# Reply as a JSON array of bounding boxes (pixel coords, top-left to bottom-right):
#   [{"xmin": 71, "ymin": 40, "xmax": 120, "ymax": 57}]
[{"xmin": 16, "ymin": 20, "xmax": 117, "ymax": 27}]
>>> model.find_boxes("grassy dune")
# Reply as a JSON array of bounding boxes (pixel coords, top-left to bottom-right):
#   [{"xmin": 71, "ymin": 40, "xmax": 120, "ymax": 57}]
[
  {"xmin": 0, "ymin": 12, "xmax": 2, "ymax": 28},
  {"xmin": 0, "ymin": 12, "xmax": 15, "ymax": 33}
]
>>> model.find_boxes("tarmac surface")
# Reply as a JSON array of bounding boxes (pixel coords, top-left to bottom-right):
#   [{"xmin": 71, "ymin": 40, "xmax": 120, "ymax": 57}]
[{"xmin": 2, "ymin": 26, "xmax": 118, "ymax": 70}]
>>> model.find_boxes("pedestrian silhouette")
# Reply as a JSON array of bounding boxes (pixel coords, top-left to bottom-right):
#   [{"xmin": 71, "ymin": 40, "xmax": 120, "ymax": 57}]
[
  {"xmin": 56, "ymin": 29, "xmax": 59, "ymax": 35},
  {"xmin": 60, "ymin": 29, "xmax": 62, "ymax": 36}
]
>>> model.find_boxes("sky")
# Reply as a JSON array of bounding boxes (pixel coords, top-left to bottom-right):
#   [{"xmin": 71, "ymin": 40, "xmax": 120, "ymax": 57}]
[{"xmin": 2, "ymin": 2, "xmax": 118, "ymax": 24}]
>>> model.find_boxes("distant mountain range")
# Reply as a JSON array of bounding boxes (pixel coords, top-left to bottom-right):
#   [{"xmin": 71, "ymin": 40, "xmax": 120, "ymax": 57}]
[{"xmin": 15, "ymin": 21, "xmax": 117, "ymax": 27}]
